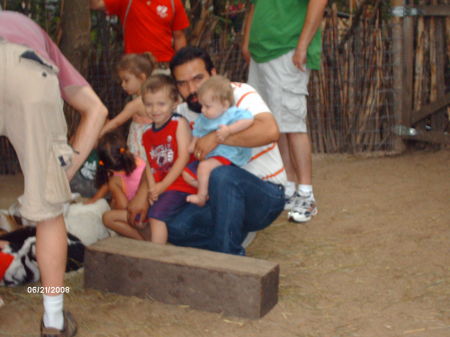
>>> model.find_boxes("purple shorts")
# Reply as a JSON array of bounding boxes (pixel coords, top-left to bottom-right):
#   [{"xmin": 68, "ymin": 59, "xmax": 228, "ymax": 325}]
[{"xmin": 147, "ymin": 190, "xmax": 189, "ymax": 223}]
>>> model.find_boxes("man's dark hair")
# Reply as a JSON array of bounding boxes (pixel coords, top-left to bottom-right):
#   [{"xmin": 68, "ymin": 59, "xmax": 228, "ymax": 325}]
[{"xmin": 169, "ymin": 46, "xmax": 215, "ymax": 75}]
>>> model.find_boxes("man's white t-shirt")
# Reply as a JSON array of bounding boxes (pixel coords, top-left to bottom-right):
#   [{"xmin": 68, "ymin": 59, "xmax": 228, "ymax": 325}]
[{"xmin": 177, "ymin": 82, "xmax": 287, "ymax": 186}]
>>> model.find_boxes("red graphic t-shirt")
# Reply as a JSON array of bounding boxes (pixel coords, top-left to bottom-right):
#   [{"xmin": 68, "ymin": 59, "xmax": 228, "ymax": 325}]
[{"xmin": 142, "ymin": 114, "xmax": 196, "ymax": 194}]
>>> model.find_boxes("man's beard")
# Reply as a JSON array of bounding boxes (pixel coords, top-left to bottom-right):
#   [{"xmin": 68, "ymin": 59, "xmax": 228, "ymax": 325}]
[{"xmin": 186, "ymin": 93, "xmax": 202, "ymax": 113}]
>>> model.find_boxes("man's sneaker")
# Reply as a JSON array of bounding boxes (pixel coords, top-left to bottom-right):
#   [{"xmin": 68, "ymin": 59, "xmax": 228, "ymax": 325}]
[
  {"xmin": 288, "ymin": 192, "xmax": 318, "ymax": 223},
  {"xmin": 284, "ymin": 192, "xmax": 298, "ymax": 211},
  {"xmin": 41, "ymin": 311, "xmax": 77, "ymax": 337}
]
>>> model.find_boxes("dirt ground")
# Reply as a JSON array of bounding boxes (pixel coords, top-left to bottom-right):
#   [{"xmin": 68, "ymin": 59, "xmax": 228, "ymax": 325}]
[{"xmin": 0, "ymin": 150, "xmax": 449, "ymax": 337}]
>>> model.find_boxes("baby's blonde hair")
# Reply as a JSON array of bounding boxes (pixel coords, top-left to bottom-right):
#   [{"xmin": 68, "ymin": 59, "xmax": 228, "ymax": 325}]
[{"xmin": 198, "ymin": 75, "xmax": 234, "ymax": 106}]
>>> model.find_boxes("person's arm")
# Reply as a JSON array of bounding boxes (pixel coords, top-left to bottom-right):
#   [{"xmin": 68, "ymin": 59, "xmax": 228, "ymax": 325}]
[
  {"xmin": 127, "ymin": 169, "xmax": 150, "ymax": 227},
  {"xmin": 241, "ymin": 4, "xmax": 255, "ymax": 64},
  {"xmin": 216, "ymin": 118, "xmax": 254, "ymax": 142},
  {"xmin": 84, "ymin": 183, "xmax": 109, "ymax": 204},
  {"xmin": 173, "ymin": 30, "xmax": 187, "ymax": 52},
  {"xmin": 100, "ymin": 98, "xmax": 141, "ymax": 137},
  {"xmin": 146, "ymin": 163, "xmax": 158, "ymax": 205},
  {"xmin": 109, "ymin": 178, "xmax": 129, "ymax": 209},
  {"xmin": 89, "ymin": 0, "xmax": 105, "ymax": 10},
  {"xmin": 188, "ymin": 136, "xmax": 198, "ymax": 154},
  {"xmin": 154, "ymin": 117, "xmax": 192, "ymax": 194},
  {"xmin": 194, "ymin": 112, "xmax": 278, "ymax": 160},
  {"xmin": 64, "ymin": 85, "xmax": 108, "ymax": 181},
  {"xmin": 294, "ymin": 0, "xmax": 328, "ymax": 71}
]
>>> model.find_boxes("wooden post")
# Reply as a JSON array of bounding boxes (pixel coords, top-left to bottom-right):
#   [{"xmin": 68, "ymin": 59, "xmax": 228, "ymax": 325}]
[
  {"xmin": 391, "ymin": 0, "xmax": 407, "ymax": 153},
  {"xmin": 430, "ymin": 0, "xmax": 447, "ymax": 149},
  {"xmin": 59, "ymin": 0, "xmax": 92, "ymax": 139},
  {"xmin": 402, "ymin": 0, "xmax": 414, "ymax": 129}
]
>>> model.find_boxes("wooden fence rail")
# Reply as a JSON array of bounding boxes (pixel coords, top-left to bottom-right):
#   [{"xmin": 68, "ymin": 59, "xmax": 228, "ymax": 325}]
[{"xmin": 391, "ymin": 0, "xmax": 449, "ymax": 150}]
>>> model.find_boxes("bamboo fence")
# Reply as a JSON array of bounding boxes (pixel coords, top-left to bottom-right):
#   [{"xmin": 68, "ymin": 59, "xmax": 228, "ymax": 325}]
[
  {"xmin": 0, "ymin": 0, "xmax": 448, "ymax": 173},
  {"xmin": 308, "ymin": 0, "xmax": 396, "ymax": 153},
  {"xmin": 412, "ymin": 0, "xmax": 449, "ymax": 142}
]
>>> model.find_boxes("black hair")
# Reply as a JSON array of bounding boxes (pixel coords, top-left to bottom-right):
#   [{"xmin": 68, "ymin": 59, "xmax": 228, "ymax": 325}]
[
  {"xmin": 95, "ymin": 131, "xmax": 136, "ymax": 188},
  {"xmin": 169, "ymin": 46, "xmax": 215, "ymax": 75}
]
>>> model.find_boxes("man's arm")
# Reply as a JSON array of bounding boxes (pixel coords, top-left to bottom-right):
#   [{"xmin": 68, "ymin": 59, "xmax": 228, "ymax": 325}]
[
  {"xmin": 90, "ymin": 0, "xmax": 105, "ymax": 10},
  {"xmin": 194, "ymin": 112, "xmax": 279, "ymax": 160},
  {"xmin": 216, "ymin": 118, "xmax": 254, "ymax": 142},
  {"xmin": 173, "ymin": 30, "xmax": 187, "ymax": 52},
  {"xmin": 223, "ymin": 113, "xmax": 278, "ymax": 147},
  {"xmin": 241, "ymin": 4, "xmax": 255, "ymax": 64},
  {"xmin": 294, "ymin": 0, "xmax": 328, "ymax": 71},
  {"xmin": 63, "ymin": 85, "xmax": 108, "ymax": 180}
]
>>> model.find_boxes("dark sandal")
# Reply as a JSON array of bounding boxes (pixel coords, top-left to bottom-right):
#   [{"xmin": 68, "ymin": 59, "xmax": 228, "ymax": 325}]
[{"xmin": 41, "ymin": 311, "xmax": 77, "ymax": 337}]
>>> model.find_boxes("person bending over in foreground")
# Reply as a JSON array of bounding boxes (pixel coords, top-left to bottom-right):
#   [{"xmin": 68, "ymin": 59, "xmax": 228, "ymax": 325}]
[{"xmin": 0, "ymin": 11, "xmax": 107, "ymax": 337}]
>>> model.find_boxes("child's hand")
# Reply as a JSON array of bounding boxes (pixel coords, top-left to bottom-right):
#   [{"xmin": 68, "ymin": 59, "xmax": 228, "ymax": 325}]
[
  {"xmin": 148, "ymin": 190, "xmax": 157, "ymax": 205},
  {"xmin": 216, "ymin": 125, "xmax": 231, "ymax": 142},
  {"xmin": 149, "ymin": 183, "xmax": 164, "ymax": 202},
  {"xmin": 148, "ymin": 189, "xmax": 158, "ymax": 204}
]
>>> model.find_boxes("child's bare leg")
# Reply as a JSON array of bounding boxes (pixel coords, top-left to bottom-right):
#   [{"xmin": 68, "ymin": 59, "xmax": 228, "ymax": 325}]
[
  {"xmin": 103, "ymin": 209, "xmax": 144, "ymax": 240},
  {"xmin": 150, "ymin": 218, "xmax": 168, "ymax": 244},
  {"xmin": 182, "ymin": 170, "xmax": 199, "ymax": 188},
  {"xmin": 187, "ymin": 158, "xmax": 223, "ymax": 207}
]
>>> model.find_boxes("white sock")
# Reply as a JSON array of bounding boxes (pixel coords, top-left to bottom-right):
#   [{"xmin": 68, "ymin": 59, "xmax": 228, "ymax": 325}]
[
  {"xmin": 284, "ymin": 181, "xmax": 296, "ymax": 198},
  {"xmin": 297, "ymin": 184, "xmax": 314, "ymax": 198},
  {"xmin": 43, "ymin": 294, "xmax": 64, "ymax": 330}
]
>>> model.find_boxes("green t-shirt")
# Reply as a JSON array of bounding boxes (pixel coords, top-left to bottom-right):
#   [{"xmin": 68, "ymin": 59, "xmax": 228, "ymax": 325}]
[{"xmin": 249, "ymin": 0, "xmax": 322, "ymax": 70}]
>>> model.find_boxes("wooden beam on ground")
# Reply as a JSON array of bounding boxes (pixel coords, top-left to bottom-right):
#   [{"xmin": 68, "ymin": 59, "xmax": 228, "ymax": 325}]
[
  {"xmin": 411, "ymin": 92, "xmax": 450, "ymax": 125},
  {"xmin": 84, "ymin": 237, "xmax": 279, "ymax": 319}
]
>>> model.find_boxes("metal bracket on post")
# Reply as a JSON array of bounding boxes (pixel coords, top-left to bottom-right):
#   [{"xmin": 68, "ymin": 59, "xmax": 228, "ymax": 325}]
[{"xmin": 391, "ymin": 6, "xmax": 421, "ymax": 17}]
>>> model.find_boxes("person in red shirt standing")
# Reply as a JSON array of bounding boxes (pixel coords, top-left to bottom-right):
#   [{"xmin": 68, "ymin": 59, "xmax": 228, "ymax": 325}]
[{"xmin": 90, "ymin": 0, "xmax": 190, "ymax": 64}]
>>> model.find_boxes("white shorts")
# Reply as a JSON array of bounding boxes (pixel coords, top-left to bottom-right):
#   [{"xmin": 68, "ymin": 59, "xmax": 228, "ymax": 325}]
[
  {"xmin": 248, "ymin": 49, "xmax": 310, "ymax": 133},
  {"xmin": 0, "ymin": 41, "xmax": 73, "ymax": 221}
]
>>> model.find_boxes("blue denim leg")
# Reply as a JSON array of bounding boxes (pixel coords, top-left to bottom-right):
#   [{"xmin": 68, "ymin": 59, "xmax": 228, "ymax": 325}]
[
  {"xmin": 208, "ymin": 166, "xmax": 285, "ymax": 255},
  {"xmin": 167, "ymin": 203, "xmax": 214, "ymax": 250}
]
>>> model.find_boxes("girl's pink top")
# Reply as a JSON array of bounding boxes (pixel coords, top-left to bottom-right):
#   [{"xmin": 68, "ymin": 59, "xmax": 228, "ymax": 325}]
[{"xmin": 113, "ymin": 157, "xmax": 146, "ymax": 201}]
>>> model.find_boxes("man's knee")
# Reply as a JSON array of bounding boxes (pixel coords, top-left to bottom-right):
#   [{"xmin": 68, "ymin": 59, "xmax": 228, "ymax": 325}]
[{"xmin": 210, "ymin": 165, "xmax": 235, "ymax": 186}]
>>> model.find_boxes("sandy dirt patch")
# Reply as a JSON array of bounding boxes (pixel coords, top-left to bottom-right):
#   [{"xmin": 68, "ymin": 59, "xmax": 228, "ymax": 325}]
[{"xmin": 0, "ymin": 150, "xmax": 449, "ymax": 337}]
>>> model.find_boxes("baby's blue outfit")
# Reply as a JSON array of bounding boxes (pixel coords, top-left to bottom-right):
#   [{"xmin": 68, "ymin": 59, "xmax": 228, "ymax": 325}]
[{"xmin": 193, "ymin": 106, "xmax": 253, "ymax": 166}]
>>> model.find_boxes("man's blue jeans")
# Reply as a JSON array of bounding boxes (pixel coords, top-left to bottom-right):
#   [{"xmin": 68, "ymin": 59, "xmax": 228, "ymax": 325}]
[{"xmin": 167, "ymin": 165, "xmax": 285, "ymax": 255}]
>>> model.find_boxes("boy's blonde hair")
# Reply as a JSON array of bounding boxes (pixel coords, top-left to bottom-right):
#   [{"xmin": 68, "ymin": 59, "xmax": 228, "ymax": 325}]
[
  {"xmin": 116, "ymin": 52, "xmax": 156, "ymax": 78},
  {"xmin": 198, "ymin": 75, "xmax": 234, "ymax": 106},
  {"xmin": 141, "ymin": 74, "xmax": 179, "ymax": 103}
]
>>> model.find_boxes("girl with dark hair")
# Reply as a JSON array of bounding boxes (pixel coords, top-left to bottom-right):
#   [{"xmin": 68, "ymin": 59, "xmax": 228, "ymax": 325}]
[{"xmin": 95, "ymin": 132, "xmax": 147, "ymax": 240}]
